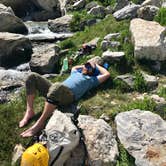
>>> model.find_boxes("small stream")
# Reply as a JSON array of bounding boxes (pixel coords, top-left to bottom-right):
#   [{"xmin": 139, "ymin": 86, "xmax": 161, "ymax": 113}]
[{"xmin": 24, "ymin": 21, "xmax": 73, "ymax": 41}]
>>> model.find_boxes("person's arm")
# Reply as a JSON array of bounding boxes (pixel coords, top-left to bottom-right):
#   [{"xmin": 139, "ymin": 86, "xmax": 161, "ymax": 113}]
[
  {"xmin": 96, "ymin": 64, "xmax": 110, "ymax": 84},
  {"xmin": 71, "ymin": 65, "xmax": 84, "ymax": 72}
]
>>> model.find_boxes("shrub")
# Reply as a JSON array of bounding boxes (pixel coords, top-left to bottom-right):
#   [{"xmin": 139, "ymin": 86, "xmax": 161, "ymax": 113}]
[
  {"xmin": 70, "ymin": 11, "xmax": 95, "ymax": 32},
  {"xmin": 134, "ymin": 71, "xmax": 147, "ymax": 92},
  {"xmin": 154, "ymin": 7, "xmax": 166, "ymax": 26}
]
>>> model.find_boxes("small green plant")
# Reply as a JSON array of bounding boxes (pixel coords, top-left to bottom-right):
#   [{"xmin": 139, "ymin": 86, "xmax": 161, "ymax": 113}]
[
  {"xmin": 154, "ymin": 7, "xmax": 166, "ymax": 26},
  {"xmin": 113, "ymin": 79, "xmax": 132, "ymax": 92},
  {"xmin": 134, "ymin": 71, "xmax": 147, "ymax": 92},
  {"xmin": 70, "ymin": 11, "xmax": 95, "ymax": 32},
  {"xmin": 60, "ymin": 39, "xmax": 75, "ymax": 49},
  {"xmin": 116, "ymin": 142, "xmax": 135, "ymax": 166},
  {"xmin": 157, "ymin": 86, "xmax": 166, "ymax": 99}
]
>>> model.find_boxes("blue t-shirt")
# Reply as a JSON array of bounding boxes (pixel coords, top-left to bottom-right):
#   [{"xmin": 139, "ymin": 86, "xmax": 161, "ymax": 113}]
[{"xmin": 62, "ymin": 70, "xmax": 99, "ymax": 100}]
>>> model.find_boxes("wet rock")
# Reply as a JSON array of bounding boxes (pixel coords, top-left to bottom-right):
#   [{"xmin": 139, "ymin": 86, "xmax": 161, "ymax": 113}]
[
  {"xmin": 0, "ymin": 32, "xmax": 32, "ymax": 68},
  {"xmin": 48, "ymin": 14, "xmax": 73, "ymax": 33},
  {"xmin": 30, "ymin": 44, "xmax": 60, "ymax": 74},
  {"xmin": 0, "ymin": 10, "xmax": 28, "ymax": 34}
]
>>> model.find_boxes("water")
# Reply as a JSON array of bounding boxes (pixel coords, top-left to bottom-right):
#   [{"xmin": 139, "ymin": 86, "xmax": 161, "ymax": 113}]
[{"xmin": 24, "ymin": 21, "xmax": 73, "ymax": 41}]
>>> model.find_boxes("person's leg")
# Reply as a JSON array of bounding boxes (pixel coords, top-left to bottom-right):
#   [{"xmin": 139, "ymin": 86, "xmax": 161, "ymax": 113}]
[
  {"xmin": 20, "ymin": 101, "xmax": 56, "ymax": 137},
  {"xmin": 19, "ymin": 73, "xmax": 51, "ymax": 128},
  {"xmin": 19, "ymin": 95, "xmax": 35, "ymax": 127}
]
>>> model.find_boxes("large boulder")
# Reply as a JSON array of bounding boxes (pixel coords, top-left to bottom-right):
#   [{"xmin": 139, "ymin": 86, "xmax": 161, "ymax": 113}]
[
  {"xmin": 30, "ymin": 44, "xmax": 60, "ymax": 74},
  {"xmin": 0, "ymin": 11, "xmax": 28, "ymax": 34},
  {"xmin": 0, "ymin": 32, "xmax": 32, "ymax": 68},
  {"xmin": 31, "ymin": 0, "xmax": 60, "ymax": 12},
  {"xmin": 0, "ymin": 0, "xmax": 34, "ymax": 17},
  {"xmin": 115, "ymin": 109, "xmax": 166, "ymax": 166},
  {"xmin": 0, "ymin": 3, "xmax": 14, "ymax": 14},
  {"xmin": 75, "ymin": 115, "xmax": 119, "ymax": 165},
  {"xmin": 130, "ymin": 18, "xmax": 166, "ymax": 61},
  {"xmin": 48, "ymin": 14, "xmax": 73, "ymax": 33}
]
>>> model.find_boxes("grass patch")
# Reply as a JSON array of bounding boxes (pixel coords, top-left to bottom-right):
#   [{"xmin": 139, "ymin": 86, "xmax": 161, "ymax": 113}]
[
  {"xmin": 133, "ymin": 70, "xmax": 147, "ymax": 92},
  {"xmin": 154, "ymin": 7, "xmax": 166, "ymax": 26},
  {"xmin": 157, "ymin": 86, "xmax": 166, "ymax": 99},
  {"xmin": 116, "ymin": 142, "xmax": 135, "ymax": 166},
  {"xmin": 0, "ymin": 91, "xmax": 45, "ymax": 165}
]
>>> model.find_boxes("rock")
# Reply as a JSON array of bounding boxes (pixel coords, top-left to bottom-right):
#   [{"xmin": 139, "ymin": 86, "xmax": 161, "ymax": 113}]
[
  {"xmin": 48, "ymin": 14, "xmax": 73, "ymax": 33},
  {"xmin": 141, "ymin": 72, "xmax": 158, "ymax": 90},
  {"xmin": 31, "ymin": 0, "xmax": 61, "ymax": 12},
  {"xmin": 0, "ymin": 3, "xmax": 14, "ymax": 15},
  {"xmin": 77, "ymin": 115, "xmax": 119, "ymax": 165},
  {"xmin": 114, "ymin": 74, "xmax": 135, "ymax": 90},
  {"xmin": 162, "ymin": 1, "xmax": 166, "ymax": 7},
  {"xmin": 114, "ymin": 0, "xmax": 130, "ymax": 11},
  {"xmin": 31, "ymin": 10, "xmax": 61, "ymax": 21},
  {"xmin": 72, "ymin": 0, "xmax": 86, "ymax": 10},
  {"xmin": 104, "ymin": 33, "xmax": 121, "ymax": 41},
  {"xmin": 0, "ymin": 11, "xmax": 28, "ymax": 34},
  {"xmin": 0, "ymin": 0, "xmax": 34, "ymax": 17},
  {"xmin": 101, "ymin": 40, "xmax": 121, "ymax": 51},
  {"xmin": 0, "ymin": 69, "xmax": 28, "ymax": 90},
  {"xmin": 85, "ymin": 1, "xmax": 98, "ymax": 11},
  {"xmin": 137, "ymin": 5, "xmax": 159, "ymax": 21},
  {"xmin": 130, "ymin": 18, "xmax": 166, "ymax": 61},
  {"xmin": 30, "ymin": 44, "xmax": 60, "ymax": 74},
  {"xmin": 88, "ymin": 56, "xmax": 104, "ymax": 66},
  {"xmin": 0, "ymin": 32, "xmax": 32, "ymax": 68},
  {"xmin": 102, "ymin": 51, "xmax": 125, "ymax": 62},
  {"xmin": 113, "ymin": 3, "xmax": 140, "ymax": 20},
  {"xmin": 150, "ymin": 94, "xmax": 166, "ymax": 111},
  {"xmin": 142, "ymin": 0, "xmax": 162, "ymax": 8},
  {"xmin": 88, "ymin": 5, "xmax": 106, "ymax": 18},
  {"xmin": 12, "ymin": 144, "xmax": 25, "ymax": 165},
  {"xmin": 115, "ymin": 109, "xmax": 166, "ymax": 166},
  {"xmin": 105, "ymin": 5, "xmax": 113, "ymax": 14}
]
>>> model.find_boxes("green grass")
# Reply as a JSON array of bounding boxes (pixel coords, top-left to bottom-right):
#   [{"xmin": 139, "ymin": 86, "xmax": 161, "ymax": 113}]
[
  {"xmin": 154, "ymin": 7, "xmax": 166, "ymax": 26},
  {"xmin": 157, "ymin": 86, "xmax": 166, "ymax": 100},
  {"xmin": 0, "ymin": 91, "xmax": 45, "ymax": 165}
]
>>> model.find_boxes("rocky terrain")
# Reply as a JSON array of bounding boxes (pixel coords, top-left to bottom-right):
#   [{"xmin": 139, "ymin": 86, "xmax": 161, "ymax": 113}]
[{"xmin": 0, "ymin": 0, "xmax": 165, "ymax": 166}]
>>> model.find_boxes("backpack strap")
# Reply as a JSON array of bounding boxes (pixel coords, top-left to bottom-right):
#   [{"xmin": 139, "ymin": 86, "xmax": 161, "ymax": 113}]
[{"xmin": 50, "ymin": 146, "xmax": 64, "ymax": 166}]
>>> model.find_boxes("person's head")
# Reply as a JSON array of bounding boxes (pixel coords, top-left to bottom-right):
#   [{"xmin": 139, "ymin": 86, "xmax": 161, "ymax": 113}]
[{"xmin": 82, "ymin": 62, "xmax": 96, "ymax": 76}]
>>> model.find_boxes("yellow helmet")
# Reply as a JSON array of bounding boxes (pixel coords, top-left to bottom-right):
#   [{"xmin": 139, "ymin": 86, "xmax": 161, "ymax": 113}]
[{"xmin": 21, "ymin": 143, "xmax": 49, "ymax": 166}]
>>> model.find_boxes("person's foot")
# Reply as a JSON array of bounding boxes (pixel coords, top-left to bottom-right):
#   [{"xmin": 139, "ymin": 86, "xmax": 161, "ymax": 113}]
[
  {"xmin": 20, "ymin": 123, "xmax": 43, "ymax": 137},
  {"xmin": 19, "ymin": 110, "xmax": 35, "ymax": 128}
]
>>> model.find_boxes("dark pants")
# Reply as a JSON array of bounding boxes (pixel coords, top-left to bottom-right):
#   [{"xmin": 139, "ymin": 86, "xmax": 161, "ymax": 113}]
[{"xmin": 25, "ymin": 73, "xmax": 74, "ymax": 106}]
